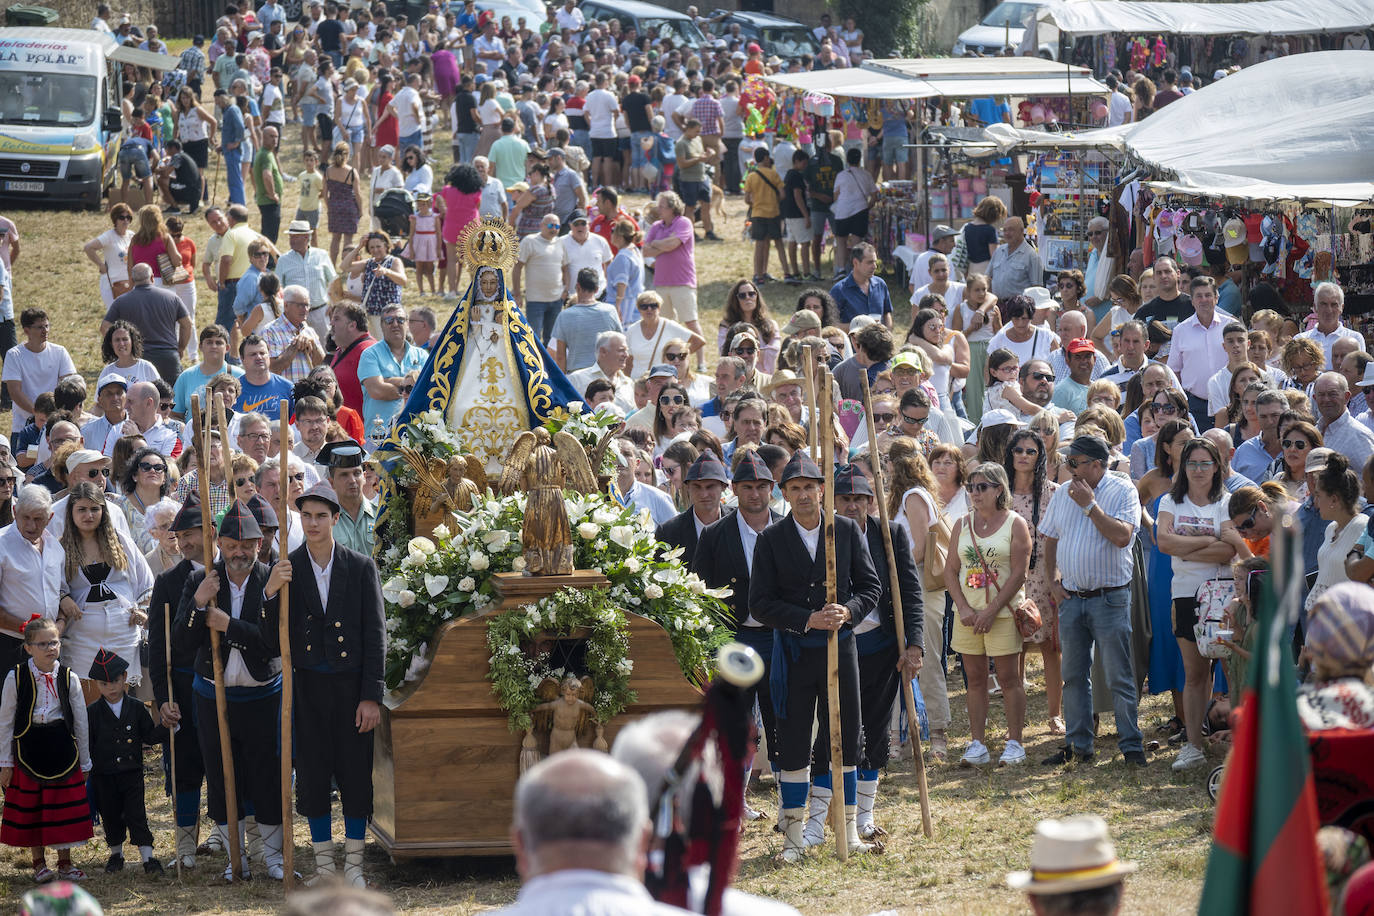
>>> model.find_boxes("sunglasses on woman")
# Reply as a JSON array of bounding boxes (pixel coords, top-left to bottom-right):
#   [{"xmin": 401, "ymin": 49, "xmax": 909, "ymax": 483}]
[
  {"xmin": 965, "ymin": 482, "xmax": 997, "ymax": 494},
  {"xmin": 658, "ymin": 394, "xmax": 685, "ymax": 406},
  {"xmin": 1012, "ymin": 446, "xmax": 1039, "ymax": 457},
  {"xmin": 1282, "ymin": 438, "xmax": 1310, "ymax": 450},
  {"xmin": 137, "ymin": 461, "xmax": 166, "ymax": 473},
  {"xmin": 664, "ymin": 351, "xmax": 686, "ymax": 361},
  {"xmin": 1236, "ymin": 505, "xmax": 1259, "ymax": 532},
  {"xmin": 1152, "ymin": 402, "xmax": 1179, "ymax": 415}
]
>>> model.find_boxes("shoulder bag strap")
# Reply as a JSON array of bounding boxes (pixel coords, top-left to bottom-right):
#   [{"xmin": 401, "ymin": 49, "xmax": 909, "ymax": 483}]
[{"xmin": 966, "ymin": 516, "xmax": 1002, "ymax": 599}]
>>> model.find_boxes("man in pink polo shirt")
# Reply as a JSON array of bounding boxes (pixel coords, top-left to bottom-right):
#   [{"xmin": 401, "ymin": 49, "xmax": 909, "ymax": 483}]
[{"xmin": 642, "ymin": 191, "xmax": 703, "ymax": 371}]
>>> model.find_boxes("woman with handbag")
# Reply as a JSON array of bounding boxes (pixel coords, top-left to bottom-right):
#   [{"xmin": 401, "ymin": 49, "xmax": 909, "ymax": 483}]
[
  {"xmin": 127, "ymin": 205, "xmax": 182, "ymax": 289},
  {"xmin": 84, "ymin": 204, "xmax": 135, "ymax": 306},
  {"xmin": 944, "ymin": 462, "xmax": 1031, "ymax": 766},
  {"xmin": 888, "ymin": 437, "xmax": 952, "ymax": 762},
  {"xmin": 1156, "ymin": 437, "xmax": 1243, "ymax": 773},
  {"xmin": 1004, "ymin": 429, "xmax": 1063, "ymax": 734}
]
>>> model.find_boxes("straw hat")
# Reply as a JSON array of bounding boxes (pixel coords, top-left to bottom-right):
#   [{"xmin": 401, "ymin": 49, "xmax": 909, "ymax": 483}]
[
  {"xmin": 763, "ymin": 369, "xmax": 803, "ymax": 397},
  {"xmin": 1006, "ymin": 815, "xmax": 1137, "ymax": 895}
]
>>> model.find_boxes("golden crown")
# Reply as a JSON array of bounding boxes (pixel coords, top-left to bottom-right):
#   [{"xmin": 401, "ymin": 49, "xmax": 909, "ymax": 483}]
[{"xmin": 458, "ymin": 216, "xmax": 518, "ymax": 271}]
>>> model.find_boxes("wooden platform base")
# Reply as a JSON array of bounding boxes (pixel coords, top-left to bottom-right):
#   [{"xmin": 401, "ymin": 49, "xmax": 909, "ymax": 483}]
[{"xmin": 370, "ymin": 569, "xmax": 701, "ymax": 859}]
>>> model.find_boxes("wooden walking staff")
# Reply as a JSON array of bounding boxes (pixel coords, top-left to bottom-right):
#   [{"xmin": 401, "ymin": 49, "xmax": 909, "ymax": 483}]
[
  {"xmin": 802, "ymin": 344, "xmax": 820, "ymax": 460},
  {"xmin": 818, "ymin": 371, "xmax": 846, "ymax": 861},
  {"xmin": 163, "ymin": 603, "xmax": 182, "ymax": 879},
  {"xmin": 189, "ymin": 394, "xmax": 244, "ymax": 880},
  {"xmin": 858, "ymin": 372, "xmax": 934, "ymax": 839},
  {"xmin": 276, "ymin": 399, "xmax": 295, "ymax": 891}
]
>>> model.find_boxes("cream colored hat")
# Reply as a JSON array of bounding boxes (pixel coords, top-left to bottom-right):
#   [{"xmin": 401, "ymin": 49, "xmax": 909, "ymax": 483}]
[{"xmin": 1006, "ymin": 815, "xmax": 1138, "ymax": 895}]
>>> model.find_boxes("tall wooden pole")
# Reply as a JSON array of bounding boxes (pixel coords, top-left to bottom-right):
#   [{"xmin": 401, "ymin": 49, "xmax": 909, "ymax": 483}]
[
  {"xmin": 859, "ymin": 372, "xmax": 934, "ymax": 838},
  {"xmin": 802, "ymin": 345, "xmax": 819, "ymax": 461},
  {"xmin": 277, "ymin": 400, "xmax": 295, "ymax": 890},
  {"xmin": 819, "ymin": 371, "xmax": 846, "ymax": 861},
  {"xmin": 190, "ymin": 394, "xmax": 242, "ymax": 880},
  {"xmin": 163, "ymin": 603, "xmax": 181, "ymax": 880}
]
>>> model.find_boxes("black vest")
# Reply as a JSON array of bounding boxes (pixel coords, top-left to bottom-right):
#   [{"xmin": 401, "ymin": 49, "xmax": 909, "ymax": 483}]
[{"xmin": 11, "ymin": 662, "xmax": 78, "ymax": 780}]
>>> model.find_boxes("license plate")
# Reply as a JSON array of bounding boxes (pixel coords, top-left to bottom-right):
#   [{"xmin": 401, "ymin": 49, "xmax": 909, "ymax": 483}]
[{"xmin": 4, "ymin": 181, "xmax": 43, "ymax": 192}]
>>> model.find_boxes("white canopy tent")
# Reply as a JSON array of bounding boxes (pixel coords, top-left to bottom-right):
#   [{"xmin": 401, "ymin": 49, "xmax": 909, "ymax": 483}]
[
  {"xmin": 760, "ymin": 58, "xmax": 1109, "ymax": 100},
  {"xmin": 977, "ymin": 51, "xmax": 1374, "ymax": 205},
  {"xmin": 1029, "ymin": 0, "xmax": 1374, "ymax": 37}
]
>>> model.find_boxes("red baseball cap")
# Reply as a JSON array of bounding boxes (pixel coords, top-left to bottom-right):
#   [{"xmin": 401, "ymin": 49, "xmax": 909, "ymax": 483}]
[
  {"xmin": 627, "ymin": 74, "xmax": 641, "ymax": 86},
  {"xmin": 1067, "ymin": 338, "xmax": 1096, "ymax": 355},
  {"xmin": 747, "ymin": 42, "xmax": 761, "ymax": 53}
]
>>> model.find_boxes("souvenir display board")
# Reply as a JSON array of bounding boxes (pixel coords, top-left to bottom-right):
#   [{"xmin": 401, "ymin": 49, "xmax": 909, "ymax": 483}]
[{"xmin": 1030, "ymin": 151, "xmax": 1120, "ymax": 272}]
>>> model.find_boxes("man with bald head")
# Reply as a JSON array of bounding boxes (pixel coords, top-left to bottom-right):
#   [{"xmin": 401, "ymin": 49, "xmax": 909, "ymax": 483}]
[
  {"xmin": 497, "ymin": 749, "xmax": 689, "ymax": 915},
  {"xmin": 1313, "ymin": 370, "xmax": 1374, "ymax": 472},
  {"xmin": 988, "ymin": 217, "xmax": 1043, "ymax": 301},
  {"xmin": 125, "ymin": 379, "xmax": 181, "ymax": 457},
  {"xmin": 1047, "ymin": 310, "xmax": 1108, "ymax": 384},
  {"xmin": 1200, "ymin": 427, "xmax": 1256, "ymax": 493}
]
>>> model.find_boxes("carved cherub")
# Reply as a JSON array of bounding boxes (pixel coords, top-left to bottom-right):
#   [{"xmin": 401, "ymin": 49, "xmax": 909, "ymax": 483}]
[{"xmin": 532, "ymin": 674, "xmax": 597, "ymax": 755}]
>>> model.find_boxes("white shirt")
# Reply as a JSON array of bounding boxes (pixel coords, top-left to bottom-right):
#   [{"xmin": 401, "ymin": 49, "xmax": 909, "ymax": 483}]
[
  {"xmin": 915, "ymin": 281, "xmax": 966, "ymax": 312},
  {"xmin": 222, "ymin": 574, "xmax": 271, "ymax": 688},
  {"xmin": 567, "ymin": 364, "xmax": 635, "ymax": 414},
  {"xmin": 627, "ymin": 317, "xmax": 691, "ymax": 375},
  {"xmin": 661, "ymin": 93, "xmax": 689, "ymax": 140},
  {"xmin": 472, "ymin": 35, "xmax": 505, "ymax": 76},
  {"xmin": 560, "ymin": 233, "xmax": 613, "ymax": 297},
  {"xmin": 517, "ymin": 232, "xmax": 569, "ymax": 303},
  {"xmin": 1320, "ymin": 410, "xmax": 1374, "ymax": 473},
  {"xmin": 47, "ymin": 495, "xmax": 134, "ymax": 543},
  {"xmin": 1296, "ymin": 323, "xmax": 1366, "ymax": 370},
  {"xmin": 492, "ymin": 869, "xmax": 691, "ymax": 916},
  {"xmin": 584, "ymin": 88, "xmax": 620, "ymax": 139},
  {"xmin": 831, "ymin": 166, "xmax": 877, "ymax": 221},
  {"xmin": 794, "ymin": 518, "xmax": 820, "ymax": 560},
  {"xmin": 310, "ymin": 547, "xmax": 333, "ymax": 612},
  {"xmin": 391, "ymin": 85, "xmax": 425, "ymax": 136},
  {"xmin": 554, "ymin": 6, "xmax": 584, "ymax": 30},
  {"xmin": 0, "ymin": 661, "xmax": 91, "ymax": 771},
  {"xmin": 0, "ymin": 525, "xmax": 64, "ymax": 639},
  {"xmin": 3, "ymin": 342, "xmax": 78, "ymax": 427},
  {"xmin": 1107, "ymin": 90, "xmax": 1133, "ymax": 126}
]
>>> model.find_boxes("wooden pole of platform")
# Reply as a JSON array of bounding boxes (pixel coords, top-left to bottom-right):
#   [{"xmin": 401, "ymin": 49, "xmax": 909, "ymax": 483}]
[
  {"xmin": 190, "ymin": 394, "xmax": 242, "ymax": 880},
  {"xmin": 858, "ymin": 372, "xmax": 933, "ymax": 839},
  {"xmin": 818, "ymin": 371, "xmax": 846, "ymax": 861},
  {"xmin": 802, "ymin": 345, "xmax": 820, "ymax": 461}
]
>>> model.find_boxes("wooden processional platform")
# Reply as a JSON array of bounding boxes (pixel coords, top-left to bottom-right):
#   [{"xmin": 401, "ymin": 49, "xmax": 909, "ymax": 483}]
[{"xmin": 369, "ymin": 570, "xmax": 703, "ymax": 859}]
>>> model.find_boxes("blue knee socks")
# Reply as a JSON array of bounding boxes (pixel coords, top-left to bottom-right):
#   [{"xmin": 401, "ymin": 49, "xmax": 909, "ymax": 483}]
[
  {"xmin": 308, "ymin": 816, "xmax": 332, "ymax": 844},
  {"xmin": 344, "ymin": 817, "xmax": 367, "ymax": 841},
  {"xmin": 842, "ymin": 766, "xmax": 857, "ymax": 806},
  {"xmin": 175, "ymin": 791, "xmax": 201, "ymax": 828}
]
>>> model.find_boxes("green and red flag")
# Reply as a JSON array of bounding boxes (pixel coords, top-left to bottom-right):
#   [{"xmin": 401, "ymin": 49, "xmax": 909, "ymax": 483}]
[{"xmin": 1198, "ymin": 528, "xmax": 1328, "ymax": 914}]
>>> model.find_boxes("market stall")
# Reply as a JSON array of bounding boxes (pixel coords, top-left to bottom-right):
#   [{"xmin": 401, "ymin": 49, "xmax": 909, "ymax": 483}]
[
  {"xmin": 1024, "ymin": 0, "xmax": 1374, "ymax": 76},
  {"xmin": 976, "ymin": 51, "xmax": 1374, "ymax": 315},
  {"xmin": 758, "ymin": 59, "xmax": 1110, "ymax": 271}
]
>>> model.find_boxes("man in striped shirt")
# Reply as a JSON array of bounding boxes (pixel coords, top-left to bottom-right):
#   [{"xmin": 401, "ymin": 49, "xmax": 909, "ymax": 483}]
[{"xmin": 1038, "ymin": 435, "xmax": 1146, "ymax": 768}]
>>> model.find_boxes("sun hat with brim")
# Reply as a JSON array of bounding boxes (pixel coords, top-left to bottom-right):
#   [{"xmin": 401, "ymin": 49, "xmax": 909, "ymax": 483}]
[
  {"xmin": 1223, "ymin": 217, "xmax": 1249, "ymax": 265},
  {"xmin": 1007, "ymin": 815, "xmax": 1138, "ymax": 895},
  {"xmin": 763, "ymin": 369, "xmax": 803, "ymax": 396},
  {"xmin": 1025, "ymin": 286, "xmax": 1055, "ymax": 312},
  {"xmin": 1305, "ymin": 447, "xmax": 1334, "ymax": 474},
  {"xmin": 508, "ymin": 180, "xmax": 530, "ymax": 193},
  {"xmin": 931, "ymin": 224, "xmax": 958, "ymax": 241},
  {"xmin": 65, "ymin": 449, "xmax": 111, "ymax": 474},
  {"xmin": 781, "ymin": 310, "xmax": 821, "ymax": 336},
  {"xmin": 1358, "ymin": 362, "xmax": 1374, "ymax": 388},
  {"xmin": 287, "ymin": 220, "xmax": 313, "ymax": 234},
  {"xmin": 729, "ymin": 330, "xmax": 761, "ymax": 351}
]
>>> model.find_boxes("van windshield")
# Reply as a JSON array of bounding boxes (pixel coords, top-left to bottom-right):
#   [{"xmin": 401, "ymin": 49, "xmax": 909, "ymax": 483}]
[
  {"xmin": 642, "ymin": 17, "xmax": 704, "ymax": 48},
  {"xmin": 0, "ymin": 72, "xmax": 98, "ymax": 127},
  {"xmin": 979, "ymin": 1, "xmax": 1038, "ymax": 28}
]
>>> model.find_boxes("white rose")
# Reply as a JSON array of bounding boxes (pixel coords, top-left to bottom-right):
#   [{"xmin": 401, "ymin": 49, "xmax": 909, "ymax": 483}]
[
  {"xmin": 512, "ymin": 556, "xmax": 528, "ymax": 572},
  {"xmin": 616, "ymin": 658, "xmax": 634, "ymax": 675},
  {"xmin": 593, "ymin": 509, "xmax": 618, "ymax": 526},
  {"xmin": 623, "ymin": 557, "xmax": 641, "ymax": 573},
  {"xmin": 458, "ymin": 576, "xmax": 476, "ymax": 592},
  {"xmin": 688, "ymin": 579, "xmax": 706, "ymax": 595},
  {"xmin": 469, "ymin": 551, "xmax": 490, "ymax": 571},
  {"xmin": 578, "ymin": 522, "xmax": 599, "ymax": 539},
  {"xmin": 431, "ymin": 523, "xmax": 451, "ymax": 541},
  {"xmin": 397, "ymin": 589, "xmax": 417, "ymax": 608},
  {"xmin": 644, "ymin": 584, "xmax": 664, "ymax": 600},
  {"xmin": 609, "ymin": 525, "xmax": 635, "ymax": 549}
]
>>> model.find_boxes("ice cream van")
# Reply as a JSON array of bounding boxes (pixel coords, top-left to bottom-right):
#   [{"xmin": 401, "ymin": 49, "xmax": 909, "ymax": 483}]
[{"xmin": 0, "ymin": 27, "xmax": 173, "ymax": 208}]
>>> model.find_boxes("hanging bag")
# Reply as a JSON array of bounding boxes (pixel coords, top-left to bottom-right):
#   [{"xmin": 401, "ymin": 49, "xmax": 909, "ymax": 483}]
[
  {"xmin": 967, "ymin": 516, "xmax": 1043, "ymax": 641},
  {"xmin": 1193, "ymin": 576, "xmax": 1235, "ymax": 660}
]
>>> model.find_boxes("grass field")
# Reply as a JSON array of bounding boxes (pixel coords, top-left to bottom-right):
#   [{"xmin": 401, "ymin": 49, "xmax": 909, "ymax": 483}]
[{"xmin": 0, "ymin": 121, "xmax": 1215, "ymax": 913}]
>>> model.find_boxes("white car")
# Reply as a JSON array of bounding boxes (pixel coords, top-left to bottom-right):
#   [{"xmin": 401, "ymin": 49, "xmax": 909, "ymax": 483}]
[{"xmin": 952, "ymin": 0, "xmax": 1059, "ymax": 59}]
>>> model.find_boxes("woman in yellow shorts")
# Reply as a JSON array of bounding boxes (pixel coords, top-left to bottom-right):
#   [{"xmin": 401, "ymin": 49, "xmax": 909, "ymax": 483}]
[{"xmin": 944, "ymin": 462, "xmax": 1031, "ymax": 767}]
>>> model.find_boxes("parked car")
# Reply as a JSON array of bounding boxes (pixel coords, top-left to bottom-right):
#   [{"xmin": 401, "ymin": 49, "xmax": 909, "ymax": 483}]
[
  {"xmin": 706, "ymin": 9, "xmax": 818, "ymax": 61},
  {"xmin": 577, "ymin": 0, "xmax": 706, "ymax": 50},
  {"xmin": 952, "ymin": 0, "xmax": 1064, "ymax": 59}
]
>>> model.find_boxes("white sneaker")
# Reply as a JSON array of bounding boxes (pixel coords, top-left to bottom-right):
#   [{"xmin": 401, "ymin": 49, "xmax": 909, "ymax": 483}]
[
  {"xmin": 959, "ymin": 740, "xmax": 991, "ymax": 767},
  {"xmin": 999, "ymin": 740, "xmax": 1027, "ymax": 766},
  {"xmin": 1172, "ymin": 743, "xmax": 1207, "ymax": 771}
]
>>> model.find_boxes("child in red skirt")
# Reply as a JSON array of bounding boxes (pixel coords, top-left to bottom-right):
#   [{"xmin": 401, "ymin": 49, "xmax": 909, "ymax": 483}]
[{"xmin": 0, "ymin": 615, "xmax": 94, "ymax": 883}]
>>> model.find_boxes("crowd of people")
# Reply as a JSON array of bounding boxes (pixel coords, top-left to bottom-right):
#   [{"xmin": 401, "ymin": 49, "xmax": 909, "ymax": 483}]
[{"xmin": 0, "ymin": 1, "xmax": 1369, "ymax": 911}]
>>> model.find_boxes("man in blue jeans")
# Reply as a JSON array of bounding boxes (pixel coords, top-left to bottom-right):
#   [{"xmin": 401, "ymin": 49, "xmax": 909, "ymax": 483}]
[
  {"xmin": 1038, "ymin": 435, "xmax": 1147, "ymax": 767},
  {"xmin": 214, "ymin": 89, "xmax": 245, "ymax": 206}
]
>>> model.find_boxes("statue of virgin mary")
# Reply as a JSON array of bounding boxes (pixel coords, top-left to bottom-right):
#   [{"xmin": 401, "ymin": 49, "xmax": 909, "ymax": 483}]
[{"xmin": 377, "ymin": 217, "xmax": 583, "ymax": 475}]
